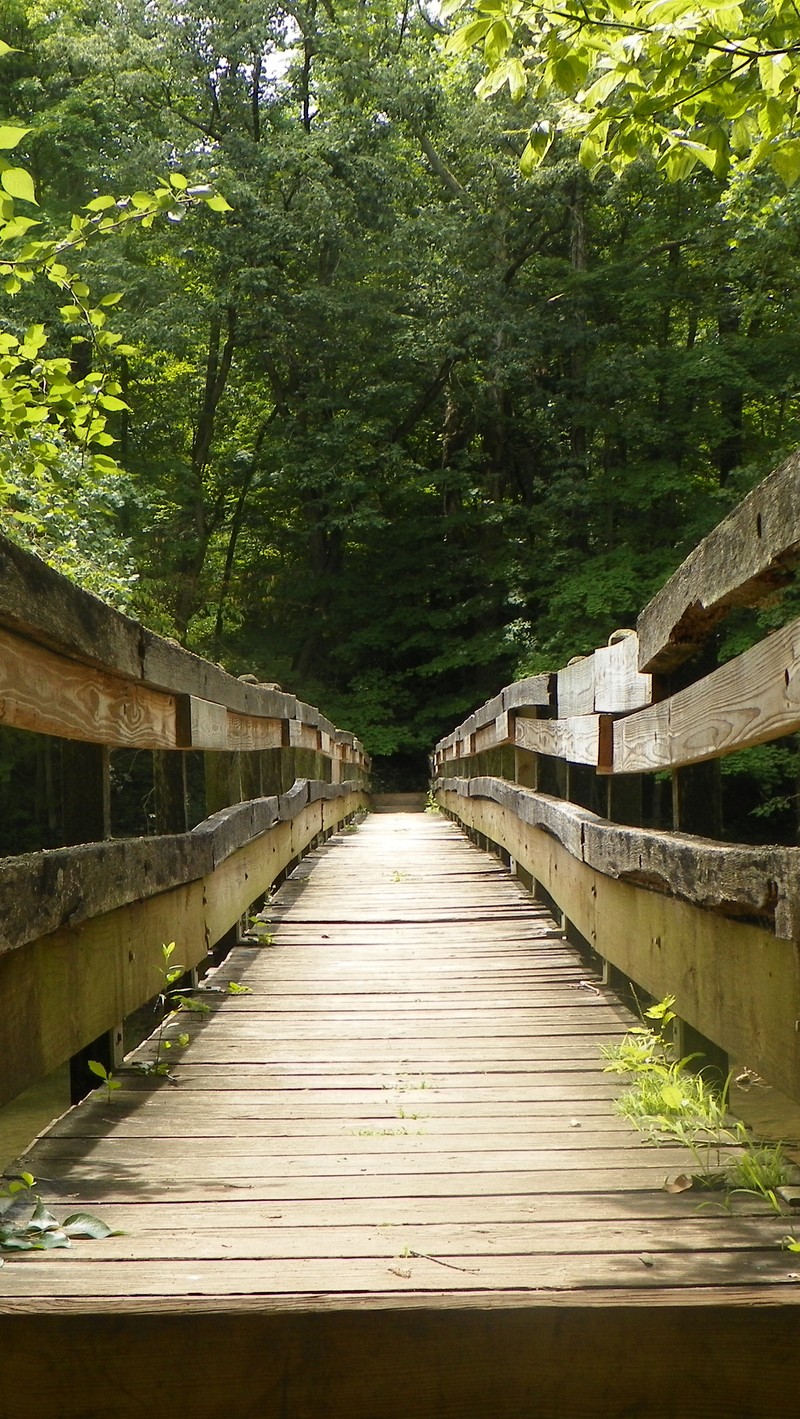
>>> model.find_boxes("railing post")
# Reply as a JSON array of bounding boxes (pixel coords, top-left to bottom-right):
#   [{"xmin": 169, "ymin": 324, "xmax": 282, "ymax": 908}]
[
  {"xmin": 153, "ymin": 750, "xmax": 189, "ymax": 833},
  {"xmin": 205, "ymin": 750, "xmax": 242, "ymax": 815},
  {"xmin": 69, "ymin": 1022, "xmax": 124, "ymax": 1105}
]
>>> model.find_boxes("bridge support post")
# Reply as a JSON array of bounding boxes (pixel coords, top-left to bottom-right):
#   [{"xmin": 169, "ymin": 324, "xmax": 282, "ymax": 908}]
[
  {"xmin": 205, "ymin": 751, "xmax": 242, "ymax": 815},
  {"xmin": 514, "ymin": 747, "xmax": 538, "ymax": 789},
  {"xmin": 153, "ymin": 750, "xmax": 189, "ymax": 833},
  {"xmin": 69, "ymin": 1022, "xmax": 124, "ymax": 1105}
]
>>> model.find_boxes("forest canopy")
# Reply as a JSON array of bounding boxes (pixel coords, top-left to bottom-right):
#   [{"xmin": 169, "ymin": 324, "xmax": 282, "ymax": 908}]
[{"xmin": 1, "ymin": 0, "xmax": 799, "ymax": 809}]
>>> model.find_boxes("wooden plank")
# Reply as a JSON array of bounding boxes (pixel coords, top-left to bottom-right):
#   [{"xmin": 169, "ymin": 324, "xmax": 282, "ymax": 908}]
[
  {"xmin": 5, "ymin": 1216, "xmax": 786, "ymax": 1261},
  {"xmin": 2, "ymin": 1307, "xmax": 799, "ymax": 1419},
  {"xmin": 176, "ymin": 695, "xmax": 229, "ymax": 749},
  {"xmin": 473, "ymin": 711, "xmax": 512, "ymax": 755},
  {"xmin": 614, "ymin": 614, "xmax": 800, "ymax": 773},
  {"xmin": 516, "ymin": 714, "xmax": 612, "ymax": 768},
  {"xmin": 0, "ymin": 623, "xmax": 177, "ymax": 748},
  {"xmin": 593, "ymin": 634, "xmax": 653, "ymax": 714},
  {"xmin": 502, "ymin": 675, "xmax": 552, "ymax": 712},
  {"xmin": 0, "ymin": 530, "xmax": 143, "ymax": 677},
  {"xmin": 444, "ymin": 776, "xmax": 800, "ymax": 940},
  {"xmin": 556, "ymin": 656, "xmax": 595, "ymax": 717},
  {"xmin": 4, "ymin": 1247, "xmax": 798, "ymax": 1298},
  {"xmin": 441, "ymin": 790, "xmax": 800, "ymax": 1101},
  {"xmin": 0, "ymin": 834, "xmax": 212, "ymax": 957},
  {"xmin": 638, "ymin": 450, "xmax": 800, "ymax": 672},
  {"xmin": 0, "ymin": 879, "xmax": 207, "ymax": 1107},
  {"xmin": 0, "ymin": 790, "xmax": 365, "ymax": 1104},
  {"xmin": 227, "ymin": 713, "xmax": 287, "ymax": 753},
  {"xmin": 289, "ymin": 721, "xmax": 321, "ymax": 752}
]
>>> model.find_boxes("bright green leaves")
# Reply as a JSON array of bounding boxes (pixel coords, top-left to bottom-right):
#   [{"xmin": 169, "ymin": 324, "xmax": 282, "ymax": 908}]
[
  {"xmin": 520, "ymin": 121, "xmax": 554, "ymax": 174},
  {"xmin": 475, "ymin": 56, "xmax": 527, "ymax": 100},
  {"xmin": 203, "ymin": 192, "xmax": 234, "ymax": 213},
  {"xmin": 0, "ymin": 165, "xmax": 36, "ymax": 204},
  {"xmin": 0, "ymin": 1171, "xmax": 118, "ymax": 1255},
  {"xmin": 0, "ymin": 32, "xmax": 234, "ymax": 523},
  {"xmin": 441, "ymin": 0, "xmax": 800, "ymax": 186},
  {"xmin": 0, "ymin": 125, "xmax": 30, "ymax": 150}
]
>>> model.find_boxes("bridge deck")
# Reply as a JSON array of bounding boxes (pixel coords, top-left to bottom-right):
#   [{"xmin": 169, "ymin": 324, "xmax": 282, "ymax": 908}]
[{"xmin": 2, "ymin": 811, "xmax": 798, "ymax": 1416}]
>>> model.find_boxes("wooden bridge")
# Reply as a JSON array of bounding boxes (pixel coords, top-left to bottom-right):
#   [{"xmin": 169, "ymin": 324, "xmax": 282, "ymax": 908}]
[{"xmin": 2, "ymin": 456, "xmax": 800, "ymax": 1416}]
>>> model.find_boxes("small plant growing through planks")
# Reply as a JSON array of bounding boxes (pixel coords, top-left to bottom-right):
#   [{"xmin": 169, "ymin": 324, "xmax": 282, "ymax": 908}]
[
  {"xmin": 126, "ymin": 941, "xmax": 201, "ymax": 1080},
  {"xmin": 601, "ymin": 995, "xmax": 791, "ymax": 1211},
  {"xmin": 0, "ymin": 1172, "xmax": 119, "ymax": 1264},
  {"xmin": 89, "ymin": 944, "xmax": 254, "ymax": 1090}
]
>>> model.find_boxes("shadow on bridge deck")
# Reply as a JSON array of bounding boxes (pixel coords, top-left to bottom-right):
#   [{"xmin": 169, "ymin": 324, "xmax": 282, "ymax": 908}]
[{"xmin": 1, "ymin": 812, "xmax": 798, "ymax": 1418}]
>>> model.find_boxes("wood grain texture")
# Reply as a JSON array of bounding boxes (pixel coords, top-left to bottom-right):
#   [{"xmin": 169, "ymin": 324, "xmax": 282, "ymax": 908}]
[
  {"xmin": 556, "ymin": 656, "xmax": 595, "ymax": 717},
  {"xmin": 0, "ymin": 624, "xmax": 177, "ymax": 748},
  {"xmin": 2, "ymin": 804, "xmax": 797, "ymax": 1418},
  {"xmin": 516, "ymin": 712, "xmax": 613, "ymax": 768},
  {"xmin": 442, "ymin": 775, "xmax": 800, "ymax": 939},
  {"xmin": 614, "ymin": 614, "xmax": 800, "ymax": 772},
  {"xmin": 440, "ymin": 790, "xmax": 800, "ymax": 1102},
  {"xmin": 0, "ymin": 532, "xmax": 367, "ymax": 763},
  {"xmin": 593, "ymin": 634, "xmax": 653, "ymax": 713},
  {"xmin": 2, "ymin": 1307, "xmax": 800, "ymax": 1419},
  {"xmin": 638, "ymin": 450, "xmax": 800, "ymax": 672},
  {"xmin": 0, "ymin": 788, "xmax": 365, "ymax": 1105}
]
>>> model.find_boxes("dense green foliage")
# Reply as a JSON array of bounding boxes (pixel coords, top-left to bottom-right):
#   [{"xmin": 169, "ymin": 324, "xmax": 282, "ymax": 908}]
[
  {"xmin": 1, "ymin": 0, "xmax": 799, "ymax": 816},
  {"xmin": 444, "ymin": 0, "xmax": 800, "ymax": 183}
]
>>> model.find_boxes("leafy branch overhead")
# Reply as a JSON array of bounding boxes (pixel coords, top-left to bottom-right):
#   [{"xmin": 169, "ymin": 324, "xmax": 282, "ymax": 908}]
[
  {"xmin": 0, "ymin": 37, "xmax": 231, "ymax": 514},
  {"xmin": 442, "ymin": 0, "xmax": 800, "ymax": 183}
]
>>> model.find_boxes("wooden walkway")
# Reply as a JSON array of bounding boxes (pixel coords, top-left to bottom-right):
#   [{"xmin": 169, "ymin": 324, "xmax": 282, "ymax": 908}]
[{"xmin": 2, "ymin": 811, "xmax": 799, "ymax": 1417}]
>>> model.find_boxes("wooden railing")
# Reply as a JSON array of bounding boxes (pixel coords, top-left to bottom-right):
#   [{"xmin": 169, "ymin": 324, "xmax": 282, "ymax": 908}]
[
  {"xmin": 0, "ymin": 533, "xmax": 369, "ymax": 1108},
  {"xmin": 432, "ymin": 451, "xmax": 800, "ymax": 1103}
]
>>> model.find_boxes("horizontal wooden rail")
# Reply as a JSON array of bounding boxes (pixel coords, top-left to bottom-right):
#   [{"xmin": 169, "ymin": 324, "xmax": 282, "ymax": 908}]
[
  {"xmin": 0, "ymin": 782, "xmax": 368, "ymax": 1108},
  {"xmin": 436, "ymin": 779, "xmax": 800, "ymax": 1104},
  {"xmin": 436, "ymin": 776, "xmax": 800, "ymax": 940},
  {"xmin": 638, "ymin": 451, "xmax": 800, "ymax": 673},
  {"xmin": 0, "ymin": 532, "xmax": 369, "ymax": 772},
  {"xmin": 431, "ymin": 454, "xmax": 800, "ymax": 1104},
  {"xmin": 0, "ymin": 530, "xmax": 371, "ymax": 1111},
  {"xmin": 0, "ymin": 779, "xmax": 362, "ymax": 958},
  {"xmin": 614, "ymin": 616, "xmax": 800, "ymax": 772}
]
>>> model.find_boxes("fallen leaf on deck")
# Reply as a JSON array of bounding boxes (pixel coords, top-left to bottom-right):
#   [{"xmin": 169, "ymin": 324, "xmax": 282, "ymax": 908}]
[{"xmin": 664, "ymin": 1174, "xmax": 693, "ymax": 1194}]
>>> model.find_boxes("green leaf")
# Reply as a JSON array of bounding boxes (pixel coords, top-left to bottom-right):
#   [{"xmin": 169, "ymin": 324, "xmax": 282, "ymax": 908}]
[
  {"xmin": 520, "ymin": 121, "xmax": 554, "ymax": 175},
  {"xmin": 28, "ymin": 1203, "xmax": 60, "ymax": 1233},
  {"xmin": 168, "ymin": 172, "xmax": 188, "ymax": 190},
  {"xmin": 1, "ymin": 167, "xmax": 36, "ymax": 204},
  {"xmin": 660, "ymin": 1084, "xmax": 685, "ymax": 1110},
  {"xmin": 770, "ymin": 138, "xmax": 800, "ymax": 185},
  {"xmin": 85, "ymin": 195, "xmax": 117, "ymax": 212},
  {"xmin": 38, "ymin": 1229, "xmax": 71, "ymax": 1249},
  {"xmin": 484, "ymin": 18, "xmax": 513, "ymax": 67},
  {"xmin": 0, "ymin": 126, "xmax": 30, "ymax": 151},
  {"xmin": 62, "ymin": 1212, "xmax": 115, "ymax": 1239},
  {"xmin": 446, "ymin": 17, "xmax": 493, "ymax": 54},
  {"xmin": 204, "ymin": 193, "xmax": 233, "ymax": 213},
  {"xmin": 98, "ymin": 395, "xmax": 131, "ymax": 412}
]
